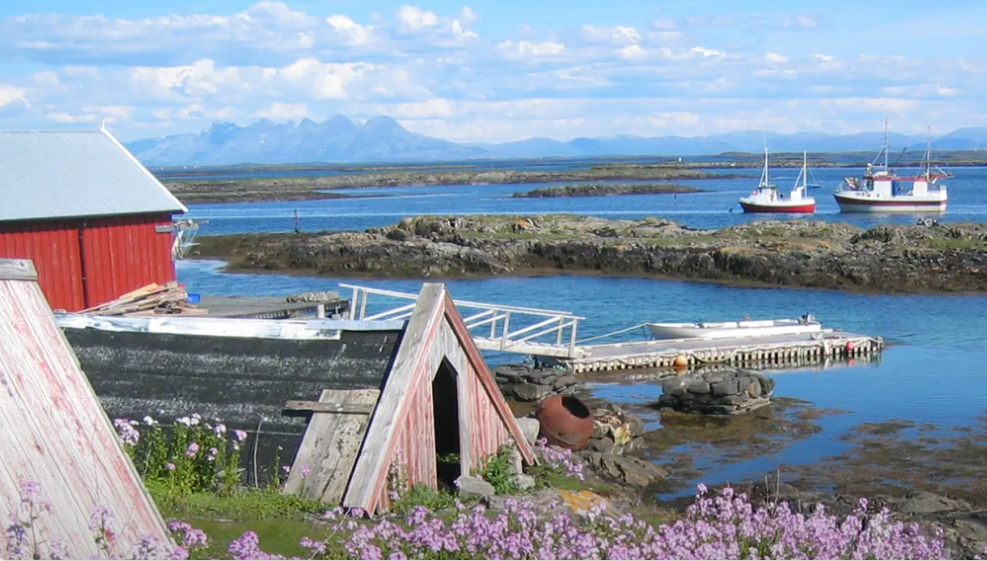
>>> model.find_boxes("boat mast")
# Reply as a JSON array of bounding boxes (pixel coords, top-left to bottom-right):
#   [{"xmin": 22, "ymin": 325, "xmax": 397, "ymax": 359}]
[
  {"xmin": 925, "ymin": 126, "xmax": 932, "ymax": 181},
  {"xmin": 801, "ymin": 151, "xmax": 807, "ymax": 188},
  {"xmin": 760, "ymin": 141, "xmax": 770, "ymax": 188},
  {"xmin": 883, "ymin": 118, "xmax": 889, "ymax": 171}
]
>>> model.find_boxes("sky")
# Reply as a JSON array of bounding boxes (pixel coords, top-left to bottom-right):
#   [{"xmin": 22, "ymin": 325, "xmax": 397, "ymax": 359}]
[{"xmin": 0, "ymin": 0, "xmax": 984, "ymax": 142}]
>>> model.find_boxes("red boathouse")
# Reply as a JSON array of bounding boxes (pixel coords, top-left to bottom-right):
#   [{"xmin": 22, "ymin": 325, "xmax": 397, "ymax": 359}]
[{"xmin": 0, "ymin": 127, "xmax": 188, "ymax": 312}]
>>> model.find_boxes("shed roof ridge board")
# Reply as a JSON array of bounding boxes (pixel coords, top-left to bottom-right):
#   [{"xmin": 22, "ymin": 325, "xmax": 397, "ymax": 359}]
[
  {"xmin": 99, "ymin": 127, "xmax": 190, "ymax": 214},
  {"xmin": 55, "ymin": 314, "xmax": 406, "ymax": 340}
]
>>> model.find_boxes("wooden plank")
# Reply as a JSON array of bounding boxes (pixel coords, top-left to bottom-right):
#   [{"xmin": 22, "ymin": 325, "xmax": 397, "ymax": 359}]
[
  {"xmin": 0, "ymin": 258, "xmax": 37, "ymax": 281},
  {"xmin": 343, "ymin": 283, "xmax": 446, "ymax": 512},
  {"xmin": 284, "ymin": 400, "xmax": 376, "ymax": 415},
  {"xmin": 283, "ymin": 389, "xmax": 380, "ymax": 504}
]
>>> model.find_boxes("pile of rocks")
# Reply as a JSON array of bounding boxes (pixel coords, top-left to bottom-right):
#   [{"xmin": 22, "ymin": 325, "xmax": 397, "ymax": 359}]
[
  {"xmin": 494, "ymin": 364, "xmax": 578, "ymax": 401},
  {"xmin": 512, "ymin": 399, "xmax": 666, "ymax": 489},
  {"xmin": 655, "ymin": 368, "xmax": 775, "ymax": 416},
  {"xmin": 285, "ymin": 290, "xmax": 341, "ymax": 303}
]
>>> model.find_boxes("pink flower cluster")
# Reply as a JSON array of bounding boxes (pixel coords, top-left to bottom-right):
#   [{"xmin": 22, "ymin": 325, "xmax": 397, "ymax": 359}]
[
  {"xmin": 533, "ymin": 438, "xmax": 585, "ymax": 480},
  {"xmin": 227, "ymin": 487, "xmax": 946, "ymax": 560},
  {"xmin": 3, "ymin": 481, "xmax": 948, "ymax": 560}
]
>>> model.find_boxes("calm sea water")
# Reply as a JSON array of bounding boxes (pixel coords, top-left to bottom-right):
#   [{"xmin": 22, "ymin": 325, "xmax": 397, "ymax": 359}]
[
  {"xmin": 175, "ymin": 166, "xmax": 987, "ymax": 494},
  {"xmin": 184, "ymin": 167, "xmax": 987, "ymax": 236}
]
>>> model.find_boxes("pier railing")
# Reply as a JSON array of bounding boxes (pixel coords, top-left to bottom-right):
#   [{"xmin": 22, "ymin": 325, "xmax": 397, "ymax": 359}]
[{"xmin": 339, "ymin": 284, "xmax": 584, "ymax": 358}]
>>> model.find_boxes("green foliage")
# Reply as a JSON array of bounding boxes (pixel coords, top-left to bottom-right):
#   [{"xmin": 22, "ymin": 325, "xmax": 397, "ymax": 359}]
[
  {"xmin": 118, "ymin": 415, "xmax": 248, "ymax": 502},
  {"xmin": 148, "ymin": 480, "xmax": 324, "ymax": 520},
  {"xmin": 390, "ymin": 484, "xmax": 458, "ymax": 516},
  {"xmin": 474, "ymin": 445, "xmax": 518, "ymax": 495}
]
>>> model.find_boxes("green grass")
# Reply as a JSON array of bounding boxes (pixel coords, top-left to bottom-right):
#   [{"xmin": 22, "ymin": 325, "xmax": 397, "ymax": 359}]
[
  {"xmin": 925, "ymin": 237, "xmax": 987, "ymax": 250},
  {"xmin": 181, "ymin": 517, "xmax": 321, "ymax": 559}
]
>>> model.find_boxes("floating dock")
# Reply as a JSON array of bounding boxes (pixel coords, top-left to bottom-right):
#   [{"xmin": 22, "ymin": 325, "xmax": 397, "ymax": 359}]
[
  {"xmin": 338, "ymin": 284, "xmax": 886, "ymax": 373},
  {"xmin": 197, "ymin": 296, "xmax": 349, "ymax": 320},
  {"xmin": 554, "ymin": 331, "xmax": 883, "ymax": 373}
]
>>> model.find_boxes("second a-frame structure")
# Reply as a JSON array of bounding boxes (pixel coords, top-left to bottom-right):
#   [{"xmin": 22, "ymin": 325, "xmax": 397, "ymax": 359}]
[{"xmin": 282, "ymin": 283, "xmax": 537, "ymax": 515}]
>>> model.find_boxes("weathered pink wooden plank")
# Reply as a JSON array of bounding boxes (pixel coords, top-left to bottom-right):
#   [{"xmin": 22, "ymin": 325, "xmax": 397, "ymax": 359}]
[{"xmin": 0, "ymin": 270, "xmax": 171, "ymax": 559}]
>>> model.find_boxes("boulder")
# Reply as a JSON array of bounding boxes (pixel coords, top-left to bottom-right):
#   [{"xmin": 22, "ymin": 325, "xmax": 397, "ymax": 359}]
[
  {"xmin": 578, "ymin": 451, "xmax": 668, "ymax": 487},
  {"xmin": 514, "ymin": 382, "xmax": 553, "ymax": 402},
  {"xmin": 654, "ymin": 368, "xmax": 773, "ymax": 416},
  {"xmin": 513, "ymin": 474, "xmax": 536, "ymax": 491},
  {"xmin": 516, "ymin": 417, "xmax": 541, "ymax": 446},
  {"xmin": 455, "ymin": 476, "xmax": 496, "ymax": 499}
]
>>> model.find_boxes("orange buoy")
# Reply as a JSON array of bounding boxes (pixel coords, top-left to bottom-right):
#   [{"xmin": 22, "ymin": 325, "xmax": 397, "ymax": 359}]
[
  {"xmin": 845, "ymin": 342, "xmax": 856, "ymax": 352},
  {"xmin": 673, "ymin": 355, "xmax": 688, "ymax": 368}
]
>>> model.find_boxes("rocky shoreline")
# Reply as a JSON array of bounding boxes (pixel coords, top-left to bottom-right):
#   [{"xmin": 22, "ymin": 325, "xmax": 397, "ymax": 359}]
[
  {"xmin": 193, "ymin": 214, "xmax": 987, "ymax": 294},
  {"xmin": 512, "ymin": 182, "xmax": 703, "ymax": 198},
  {"xmin": 165, "ymin": 168, "xmax": 741, "ymax": 204}
]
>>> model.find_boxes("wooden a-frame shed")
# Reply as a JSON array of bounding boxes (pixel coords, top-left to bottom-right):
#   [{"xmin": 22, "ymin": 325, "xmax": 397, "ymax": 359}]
[{"xmin": 283, "ymin": 283, "xmax": 537, "ymax": 515}]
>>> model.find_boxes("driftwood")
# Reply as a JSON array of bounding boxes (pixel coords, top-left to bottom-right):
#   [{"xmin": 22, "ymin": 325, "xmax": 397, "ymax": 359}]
[{"xmin": 81, "ymin": 282, "xmax": 208, "ymax": 316}]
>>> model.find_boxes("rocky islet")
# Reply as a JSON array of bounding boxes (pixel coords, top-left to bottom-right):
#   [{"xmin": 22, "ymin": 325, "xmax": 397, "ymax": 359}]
[{"xmin": 193, "ymin": 214, "xmax": 987, "ymax": 294}]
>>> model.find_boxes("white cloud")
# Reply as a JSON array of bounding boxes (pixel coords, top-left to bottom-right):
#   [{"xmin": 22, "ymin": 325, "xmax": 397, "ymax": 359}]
[
  {"xmin": 764, "ymin": 52, "xmax": 789, "ymax": 64},
  {"xmin": 783, "ymin": 15, "xmax": 818, "ymax": 29},
  {"xmin": 396, "ymin": 5, "xmax": 438, "ymax": 32},
  {"xmin": 459, "ymin": 7, "xmax": 478, "ymax": 24},
  {"xmin": 0, "ymin": 84, "xmax": 26, "ymax": 108},
  {"xmin": 581, "ymin": 25, "xmax": 640, "ymax": 45},
  {"xmin": 685, "ymin": 15, "xmax": 735, "ymax": 26},
  {"xmin": 619, "ymin": 45, "xmax": 647, "ymax": 60},
  {"xmin": 0, "ymin": 2, "xmax": 982, "ymax": 142},
  {"xmin": 257, "ymin": 101, "xmax": 309, "ymax": 120},
  {"xmin": 497, "ymin": 40, "xmax": 565, "ymax": 58},
  {"xmin": 691, "ymin": 46, "xmax": 726, "ymax": 58},
  {"xmin": 325, "ymin": 15, "xmax": 375, "ymax": 46}
]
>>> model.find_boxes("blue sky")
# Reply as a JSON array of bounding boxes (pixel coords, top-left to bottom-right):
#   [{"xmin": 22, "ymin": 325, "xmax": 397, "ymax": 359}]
[{"xmin": 0, "ymin": 0, "xmax": 983, "ymax": 142}]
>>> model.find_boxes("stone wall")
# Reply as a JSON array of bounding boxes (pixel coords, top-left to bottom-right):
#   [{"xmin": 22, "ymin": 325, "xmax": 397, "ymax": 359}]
[
  {"xmin": 494, "ymin": 364, "xmax": 578, "ymax": 401},
  {"xmin": 655, "ymin": 368, "xmax": 775, "ymax": 416}
]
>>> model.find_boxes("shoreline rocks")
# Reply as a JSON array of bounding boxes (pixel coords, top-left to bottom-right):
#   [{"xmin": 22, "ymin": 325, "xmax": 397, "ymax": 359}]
[
  {"xmin": 655, "ymin": 369, "xmax": 775, "ymax": 416},
  {"xmin": 193, "ymin": 215, "xmax": 987, "ymax": 294},
  {"xmin": 512, "ymin": 183, "xmax": 703, "ymax": 198},
  {"xmin": 495, "ymin": 364, "xmax": 578, "ymax": 402}
]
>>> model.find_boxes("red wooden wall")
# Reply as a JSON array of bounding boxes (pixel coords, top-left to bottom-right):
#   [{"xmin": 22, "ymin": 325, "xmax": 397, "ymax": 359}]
[{"xmin": 0, "ymin": 213, "xmax": 177, "ymax": 312}]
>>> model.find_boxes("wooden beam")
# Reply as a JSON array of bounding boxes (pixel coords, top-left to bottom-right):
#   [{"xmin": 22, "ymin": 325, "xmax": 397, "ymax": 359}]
[
  {"xmin": 283, "ymin": 389, "xmax": 380, "ymax": 505},
  {"xmin": 0, "ymin": 259, "xmax": 38, "ymax": 281},
  {"xmin": 284, "ymin": 400, "xmax": 376, "ymax": 415},
  {"xmin": 342, "ymin": 283, "xmax": 446, "ymax": 513}
]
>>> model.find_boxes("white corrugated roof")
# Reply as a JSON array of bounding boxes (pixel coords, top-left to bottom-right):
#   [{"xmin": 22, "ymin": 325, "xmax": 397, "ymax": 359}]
[{"xmin": 0, "ymin": 128, "xmax": 188, "ymax": 222}]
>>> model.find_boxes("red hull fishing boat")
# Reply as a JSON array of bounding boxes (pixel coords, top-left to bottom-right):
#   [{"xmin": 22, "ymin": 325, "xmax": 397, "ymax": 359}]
[{"xmin": 739, "ymin": 149, "xmax": 816, "ymax": 214}]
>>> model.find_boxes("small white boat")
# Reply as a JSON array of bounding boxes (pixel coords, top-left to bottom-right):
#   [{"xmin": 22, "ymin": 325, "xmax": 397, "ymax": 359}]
[{"xmin": 646, "ymin": 314, "xmax": 822, "ymax": 340}]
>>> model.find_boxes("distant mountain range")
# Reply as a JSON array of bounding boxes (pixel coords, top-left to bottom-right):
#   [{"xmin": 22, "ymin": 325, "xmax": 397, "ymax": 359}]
[{"xmin": 125, "ymin": 114, "xmax": 987, "ymax": 167}]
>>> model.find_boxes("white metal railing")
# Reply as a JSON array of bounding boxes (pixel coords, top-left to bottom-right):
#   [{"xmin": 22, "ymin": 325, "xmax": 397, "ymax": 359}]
[{"xmin": 339, "ymin": 284, "xmax": 584, "ymax": 358}]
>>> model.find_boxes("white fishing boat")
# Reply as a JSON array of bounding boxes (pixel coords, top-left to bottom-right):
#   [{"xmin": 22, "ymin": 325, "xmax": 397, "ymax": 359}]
[
  {"xmin": 738, "ymin": 148, "xmax": 816, "ymax": 214},
  {"xmin": 834, "ymin": 122, "xmax": 951, "ymax": 213},
  {"xmin": 646, "ymin": 314, "xmax": 822, "ymax": 340}
]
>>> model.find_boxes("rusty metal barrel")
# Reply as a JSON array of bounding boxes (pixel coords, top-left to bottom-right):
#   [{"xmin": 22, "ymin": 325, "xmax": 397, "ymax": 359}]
[{"xmin": 535, "ymin": 395, "xmax": 594, "ymax": 451}]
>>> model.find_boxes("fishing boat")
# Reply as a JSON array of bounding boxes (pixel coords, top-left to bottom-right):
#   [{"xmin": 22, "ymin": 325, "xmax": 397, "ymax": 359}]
[
  {"xmin": 834, "ymin": 122, "xmax": 951, "ymax": 213},
  {"xmin": 646, "ymin": 314, "xmax": 822, "ymax": 341},
  {"xmin": 738, "ymin": 149, "xmax": 816, "ymax": 213}
]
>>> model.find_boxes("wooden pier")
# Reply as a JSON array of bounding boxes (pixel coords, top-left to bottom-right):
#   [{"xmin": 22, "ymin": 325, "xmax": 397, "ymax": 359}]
[
  {"xmin": 339, "ymin": 284, "xmax": 885, "ymax": 373},
  {"xmin": 555, "ymin": 331, "xmax": 883, "ymax": 373}
]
